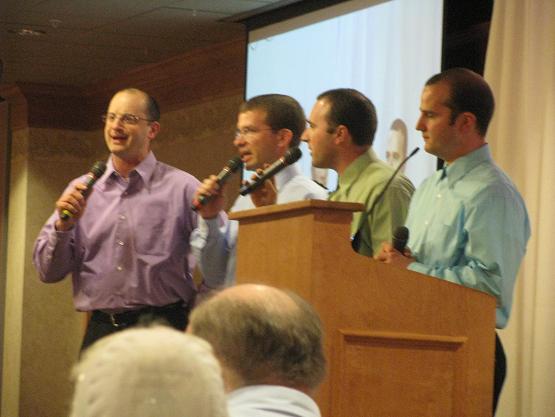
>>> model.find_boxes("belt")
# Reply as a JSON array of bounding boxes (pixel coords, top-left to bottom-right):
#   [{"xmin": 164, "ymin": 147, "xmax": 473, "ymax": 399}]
[{"xmin": 91, "ymin": 301, "xmax": 186, "ymax": 328}]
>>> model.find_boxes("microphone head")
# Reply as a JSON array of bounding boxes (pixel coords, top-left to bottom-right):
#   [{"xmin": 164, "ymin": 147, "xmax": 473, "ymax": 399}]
[
  {"xmin": 227, "ymin": 156, "xmax": 243, "ymax": 173},
  {"xmin": 283, "ymin": 147, "xmax": 302, "ymax": 165},
  {"xmin": 393, "ymin": 226, "xmax": 409, "ymax": 241},
  {"xmin": 392, "ymin": 226, "xmax": 409, "ymax": 252},
  {"xmin": 90, "ymin": 161, "xmax": 107, "ymax": 179}
]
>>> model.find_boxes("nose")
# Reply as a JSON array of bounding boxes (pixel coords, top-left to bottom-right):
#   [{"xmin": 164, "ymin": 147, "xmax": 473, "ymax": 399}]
[
  {"xmin": 301, "ymin": 128, "xmax": 310, "ymax": 143},
  {"xmin": 233, "ymin": 134, "xmax": 245, "ymax": 148},
  {"xmin": 415, "ymin": 115, "xmax": 425, "ymax": 132}
]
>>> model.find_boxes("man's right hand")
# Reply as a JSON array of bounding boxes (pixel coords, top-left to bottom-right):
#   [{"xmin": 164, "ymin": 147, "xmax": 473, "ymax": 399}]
[
  {"xmin": 193, "ymin": 175, "xmax": 226, "ymax": 219},
  {"xmin": 54, "ymin": 183, "xmax": 88, "ymax": 231}
]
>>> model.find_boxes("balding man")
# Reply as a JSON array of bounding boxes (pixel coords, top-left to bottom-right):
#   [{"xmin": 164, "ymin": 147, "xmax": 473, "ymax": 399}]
[
  {"xmin": 189, "ymin": 284, "xmax": 326, "ymax": 417},
  {"xmin": 34, "ymin": 88, "xmax": 210, "ymax": 351}
]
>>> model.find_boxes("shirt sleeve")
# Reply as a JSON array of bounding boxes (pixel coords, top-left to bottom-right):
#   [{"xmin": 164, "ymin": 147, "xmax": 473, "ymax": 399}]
[
  {"xmin": 32, "ymin": 213, "xmax": 77, "ymax": 283},
  {"xmin": 190, "ymin": 213, "xmax": 233, "ymax": 289}
]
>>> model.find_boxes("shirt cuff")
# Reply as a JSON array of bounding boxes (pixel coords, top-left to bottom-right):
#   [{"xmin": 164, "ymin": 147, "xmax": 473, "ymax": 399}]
[
  {"xmin": 407, "ymin": 261, "xmax": 428, "ymax": 275},
  {"xmin": 199, "ymin": 216, "xmax": 225, "ymax": 238}
]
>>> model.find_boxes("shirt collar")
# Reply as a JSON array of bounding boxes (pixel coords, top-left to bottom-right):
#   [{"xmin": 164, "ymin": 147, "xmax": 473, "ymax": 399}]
[
  {"xmin": 441, "ymin": 144, "xmax": 492, "ymax": 186},
  {"xmin": 337, "ymin": 148, "xmax": 377, "ymax": 189},
  {"xmin": 275, "ymin": 162, "xmax": 302, "ymax": 191},
  {"xmin": 99, "ymin": 151, "xmax": 157, "ymax": 188}
]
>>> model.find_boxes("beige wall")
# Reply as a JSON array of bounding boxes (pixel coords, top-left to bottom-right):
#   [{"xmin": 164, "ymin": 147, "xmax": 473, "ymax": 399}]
[{"xmin": 1, "ymin": 38, "xmax": 245, "ymax": 416}]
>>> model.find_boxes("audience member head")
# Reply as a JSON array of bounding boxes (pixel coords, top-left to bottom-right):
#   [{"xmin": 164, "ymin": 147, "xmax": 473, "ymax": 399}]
[
  {"xmin": 235, "ymin": 94, "xmax": 305, "ymax": 170},
  {"xmin": 70, "ymin": 326, "xmax": 228, "ymax": 417},
  {"xmin": 189, "ymin": 284, "xmax": 326, "ymax": 395}
]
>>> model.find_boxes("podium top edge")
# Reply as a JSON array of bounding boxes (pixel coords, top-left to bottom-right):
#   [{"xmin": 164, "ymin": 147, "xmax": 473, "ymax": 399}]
[{"xmin": 228, "ymin": 199, "xmax": 364, "ymax": 220}]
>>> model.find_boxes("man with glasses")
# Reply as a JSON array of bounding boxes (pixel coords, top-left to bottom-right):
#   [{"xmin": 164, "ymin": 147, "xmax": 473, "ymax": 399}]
[
  {"xmin": 190, "ymin": 94, "xmax": 327, "ymax": 288},
  {"xmin": 33, "ymin": 88, "xmax": 206, "ymax": 350},
  {"xmin": 302, "ymin": 88, "xmax": 414, "ymax": 257}
]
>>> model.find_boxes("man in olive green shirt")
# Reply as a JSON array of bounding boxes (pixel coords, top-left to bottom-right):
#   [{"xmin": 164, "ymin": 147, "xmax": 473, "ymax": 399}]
[{"xmin": 303, "ymin": 88, "xmax": 414, "ymax": 256}]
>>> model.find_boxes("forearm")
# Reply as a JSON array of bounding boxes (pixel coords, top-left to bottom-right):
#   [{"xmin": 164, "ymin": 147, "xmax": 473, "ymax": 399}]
[
  {"xmin": 408, "ymin": 259, "xmax": 502, "ymax": 302},
  {"xmin": 33, "ymin": 217, "xmax": 76, "ymax": 282},
  {"xmin": 191, "ymin": 216, "xmax": 234, "ymax": 288}
]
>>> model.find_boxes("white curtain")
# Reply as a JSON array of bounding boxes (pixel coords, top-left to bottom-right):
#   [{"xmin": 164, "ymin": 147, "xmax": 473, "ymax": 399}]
[{"xmin": 484, "ymin": 1, "xmax": 555, "ymax": 416}]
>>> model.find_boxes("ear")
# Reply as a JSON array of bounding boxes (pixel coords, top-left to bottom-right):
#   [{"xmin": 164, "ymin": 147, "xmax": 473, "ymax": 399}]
[
  {"xmin": 457, "ymin": 112, "xmax": 477, "ymax": 134},
  {"xmin": 147, "ymin": 121, "xmax": 161, "ymax": 140},
  {"xmin": 334, "ymin": 125, "xmax": 349, "ymax": 145},
  {"xmin": 276, "ymin": 128, "xmax": 293, "ymax": 149}
]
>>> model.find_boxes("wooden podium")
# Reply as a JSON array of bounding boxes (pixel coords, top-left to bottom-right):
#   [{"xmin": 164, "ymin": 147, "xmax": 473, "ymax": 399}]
[{"xmin": 229, "ymin": 200, "xmax": 496, "ymax": 417}]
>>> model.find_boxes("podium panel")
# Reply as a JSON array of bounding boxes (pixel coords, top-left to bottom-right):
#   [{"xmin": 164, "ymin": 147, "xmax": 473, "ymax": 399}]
[{"xmin": 229, "ymin": 200, "xmax": 496, "ymax": 417}]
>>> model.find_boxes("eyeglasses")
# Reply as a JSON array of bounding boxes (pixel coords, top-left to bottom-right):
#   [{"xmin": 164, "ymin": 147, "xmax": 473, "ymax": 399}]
[
  {"xmin": 101, "ymin": 112, "xmax": 155, "ymax": 125},
  {"xmin": 235, "ymin": 127, "xmax": 275, "ymax": 138}
]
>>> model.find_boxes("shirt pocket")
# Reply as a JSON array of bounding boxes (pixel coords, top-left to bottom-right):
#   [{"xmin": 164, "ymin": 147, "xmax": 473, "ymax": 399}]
[
  {"xmin": 433, "ymin": 199, "xmax": 466, "ymax": 257},
  {"xmin": 133, "ymin": 202, "xmax": 171, "ymax": 255}
]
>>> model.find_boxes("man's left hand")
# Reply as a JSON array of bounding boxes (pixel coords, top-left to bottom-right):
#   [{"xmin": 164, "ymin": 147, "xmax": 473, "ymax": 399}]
[{"xmin": 249, "ymin": 167, "xmax": 278, "ymax": 207}]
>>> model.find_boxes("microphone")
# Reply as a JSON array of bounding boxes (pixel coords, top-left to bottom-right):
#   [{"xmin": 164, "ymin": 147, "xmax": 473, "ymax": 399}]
[
  {"xmin": 392, "ymin": 226, "xmax": 409, "ymax": 253},
  {"xmin": 351, "ymin": 147, "xmax": 419, "ymax": 253},
  {"xmin": 60, "ymin": 161, "xmax": 107, "ymax": 220},
  {"xmin": 192, "ymin": 156, "xmax": 243, "ymax": 211},
  {"xmin": 239, "ymin": 147, "xmax": 302, "ymax": 196}
]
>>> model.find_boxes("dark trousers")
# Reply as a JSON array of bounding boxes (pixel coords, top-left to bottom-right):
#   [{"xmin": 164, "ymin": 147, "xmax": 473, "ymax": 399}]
[
  {"xmin": 493, "ymin": 332, "xmax": 506, "ymax": 415},
  {"xmin": 80, "ymin": 301, "xmax": 190, "ymax": 353}
]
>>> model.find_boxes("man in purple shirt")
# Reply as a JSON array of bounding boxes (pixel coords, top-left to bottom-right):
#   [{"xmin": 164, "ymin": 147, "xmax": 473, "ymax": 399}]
[{"xmin": 33, "ymin": 88, "xmax": 203, "ymax": 350}]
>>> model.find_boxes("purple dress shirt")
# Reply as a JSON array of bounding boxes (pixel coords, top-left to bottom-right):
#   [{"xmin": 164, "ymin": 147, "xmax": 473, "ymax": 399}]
[{"xmin": 33, "ymin": 152, "xmax": 201, "ymax": 312}]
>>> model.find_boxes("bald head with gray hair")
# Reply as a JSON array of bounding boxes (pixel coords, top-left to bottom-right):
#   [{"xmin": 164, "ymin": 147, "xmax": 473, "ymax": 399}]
[{"xmin": 188, "ymin": 284, "xmax": 326, "ymax": 394}]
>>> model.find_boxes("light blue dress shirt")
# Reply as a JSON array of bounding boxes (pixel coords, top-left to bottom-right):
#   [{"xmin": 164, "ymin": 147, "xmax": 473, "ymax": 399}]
[
  {"xmin": 190, "ymin": 163, "xmax": 328, "ymax": 288},
  {"xmin": 228, "ymin": 385, "xmax": 321, "ymax": 417},
  {"xmin": 405, "ymin": 145, "xmax": 530, "ymax": 328}
]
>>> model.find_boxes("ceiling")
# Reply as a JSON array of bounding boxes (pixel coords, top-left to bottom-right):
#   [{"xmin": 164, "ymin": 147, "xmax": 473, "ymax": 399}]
[{"xmin": 0, "ymin": 0, "xmax": 296, "ymax": 87}]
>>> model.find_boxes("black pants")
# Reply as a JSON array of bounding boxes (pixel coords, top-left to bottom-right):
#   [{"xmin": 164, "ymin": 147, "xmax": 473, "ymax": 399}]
[
  {"xmin": 80, "ymin": 301, "xmax": 190, "ymax": 353},
  {"xmin": 493, "ymin": 332, "xmax": 506, "ymax": 415}
]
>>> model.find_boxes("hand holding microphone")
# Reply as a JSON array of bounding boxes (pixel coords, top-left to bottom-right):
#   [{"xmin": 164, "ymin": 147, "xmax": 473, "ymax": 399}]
[
  {"xmin": 239, "ymin": 147, "xmax": 302, "ymax": 196},
  {"xmin": 193, "ymin": 157, "xmax": 243, "ymax": 218},
  {"xmin": 374, "ymin": 226, "xmax": 414, "ymax": 267},
  {"xmin": 56, "ymin": 161, "xmax": 107, "ymax": 230}
]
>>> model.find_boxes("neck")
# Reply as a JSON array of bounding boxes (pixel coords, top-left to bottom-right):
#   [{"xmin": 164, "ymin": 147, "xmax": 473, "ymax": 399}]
[
  {"xmin": 111, "ymin": 154, "xmax": 145, "ymax": 178},
  {"xmin": 336, "ymin": 146, "xmax": 369, "ymax": 176},
  {"xmin": 444, "ymin": 140, "xmax": 486, "ymax": 164}
]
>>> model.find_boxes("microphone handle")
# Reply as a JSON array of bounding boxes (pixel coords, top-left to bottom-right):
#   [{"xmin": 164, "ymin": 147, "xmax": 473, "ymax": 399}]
[
  {"xmin": 239, "ymin": 159, "xmax": 284, "ymax": 196},
  {"xmin": 60, "ymin": 174, "xmax": 96, "ymax": 220},
  {"xmin": 194, "ymin": 168, "xmax": 232, "ymax": 208}
]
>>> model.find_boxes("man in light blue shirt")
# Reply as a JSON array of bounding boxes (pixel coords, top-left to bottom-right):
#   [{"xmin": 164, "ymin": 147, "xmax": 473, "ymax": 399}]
[
  {"xmin": 190, "ymin": 95, "xmax": 328, "ymax": 288},
  {"xmin": 376, "ymin": 68, "xmax": 530, "ymax": 414}
]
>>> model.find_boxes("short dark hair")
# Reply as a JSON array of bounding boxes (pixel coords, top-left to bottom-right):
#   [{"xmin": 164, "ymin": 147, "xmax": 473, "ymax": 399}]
[
  {"xmin": 117, "ymin": 88, "xmax": 160, "ymax": 121},
  {"xmin": 239, "ymin": 94, "xmax": 305, "ymax": 148},
  {"xmin": 425, "ymin": 68, "xmax": 495, "ymax": 136},
  {"xmin": 317, "ymin": 88, "xmax": 377, "ymax": 147},
  {"xmin": 189, "ymin": 287, "xmax": 326, "ymax": 390}
]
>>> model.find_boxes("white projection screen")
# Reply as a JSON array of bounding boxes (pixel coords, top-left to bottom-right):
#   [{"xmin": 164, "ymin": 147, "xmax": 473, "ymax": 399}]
[{"xmin": 246, "ymin": 0, "xmax": 443, "ymax": 188}]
